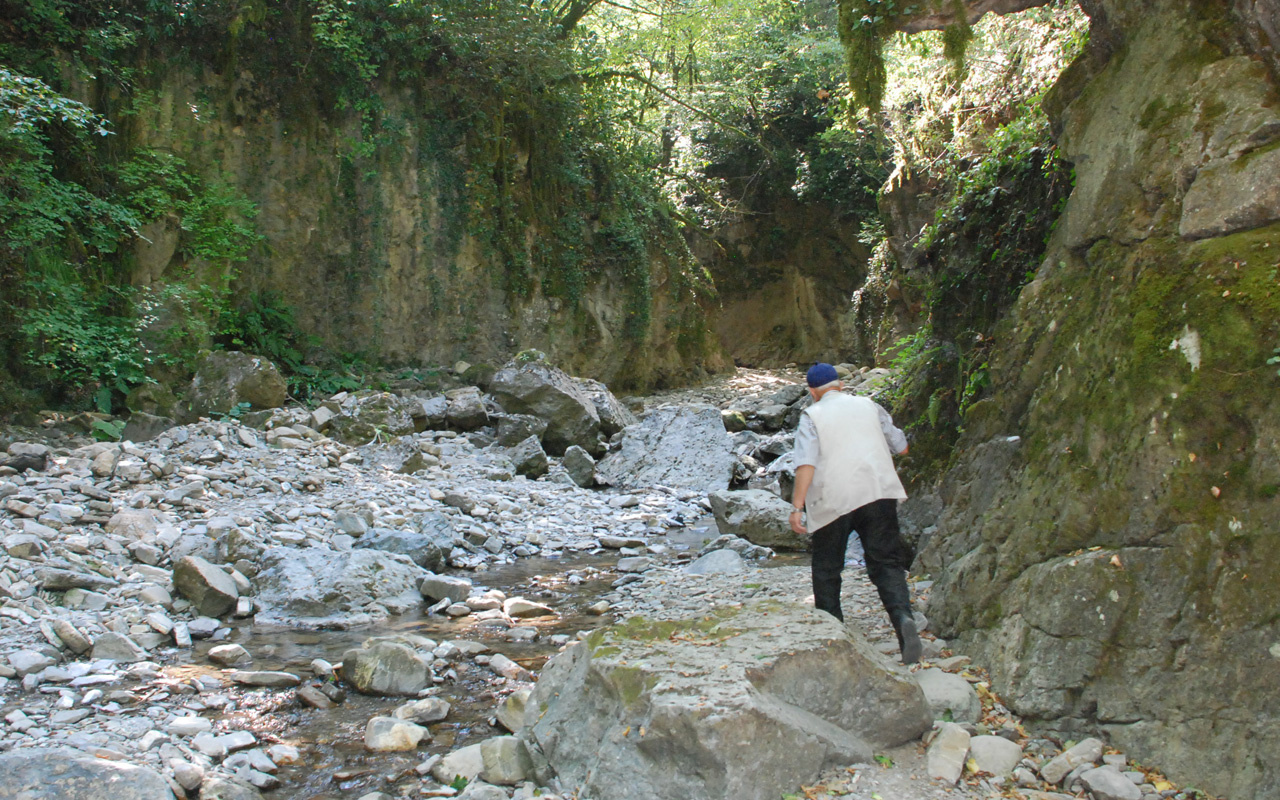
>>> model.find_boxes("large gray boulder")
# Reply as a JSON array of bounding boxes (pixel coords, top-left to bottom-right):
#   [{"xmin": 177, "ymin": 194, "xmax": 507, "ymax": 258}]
[
  {"xmin": 494, "ymin": 414, "xmax": 548, "ymax": 447},
  {"xmin": 254, "ymin": 547, "xmax": 427, "ymax": 625},
  {"xmin": 342, "ymin": 638, "xmax": 434, "ymax": 696},
  {"xmin": 577, "ymin": 378, "xmax": 638, "ymax": 436},
  {"xmin": 121, "ymin": 412, "xmax": 176, "ymax": 442},
  {"xmin": 488, "ymin": 361, "xmax": 601, "ymax": 455},
  {"xmin": 508, "ymin": 436, "xmax": 549, "ymax": 478},
  {"xmin": 708, "ymin": 489, "xmax": 807, "ymax": 551},
  {"xmin": 913, "ymin": 668, "xmax": 982, "ymax": 723},
  {"xmin": 329, "ymin": 392, "xmax": 420, "ymax": 445},
  {"xmin": 595, "ymin": 405, "xmax": 735, "ymax": 493},
  {"xmin": 445, "ymin": 386, "xmax": 489, "ymax": 431},
  {"xmin": 182, "ymin": 351, "xmax": 287, "ymax": 422},
  {"xmin": 526, "ymin": 601, "xmax": 930, "ymax": 800},
  {"xmin": 173, "ymin": 556, "xmax": 239, "ymax": 617},
  {"xmin": 354, "ymin": 515, "xmax": 457, "ymax": 571},
  {"xmin": 562, "ymin": 445, "xmax": 596, "ymax": 487},
  {"xmin": 0, "ymin": 747, "xmax": 176, "ymax": 799}
]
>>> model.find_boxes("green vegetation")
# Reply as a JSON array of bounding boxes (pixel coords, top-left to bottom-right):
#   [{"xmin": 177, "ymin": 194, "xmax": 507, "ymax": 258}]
[
  {"xmin": 858, "ymin": 3, "xmax": 1086, "ymax": 481},
  {"xmin": 0, "ymin": 0, "xmax": 1088, "ymax": 414}
]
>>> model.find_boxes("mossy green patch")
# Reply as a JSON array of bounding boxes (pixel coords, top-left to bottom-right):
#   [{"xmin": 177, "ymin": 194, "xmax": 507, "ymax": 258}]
[
  {"xmin": 609, "ymin": 610, "xmax": 743, "ymax": 645},
  {"xmin": 605, "ymin": 665, "xmax": 659, "ymax": 709}
]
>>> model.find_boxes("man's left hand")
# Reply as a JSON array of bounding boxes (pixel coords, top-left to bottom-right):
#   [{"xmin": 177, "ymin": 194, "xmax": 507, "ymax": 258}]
[{"xmin": 789, "ymin": 509, "xmax": 807, "ymax": 535}]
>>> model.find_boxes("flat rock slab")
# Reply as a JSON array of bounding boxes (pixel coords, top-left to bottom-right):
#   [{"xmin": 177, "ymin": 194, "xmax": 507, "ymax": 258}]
[
  {"xmin": 254, "ymin": 547, "xmax": 427, "ymax": 626},
  {"xmin": 595, "ymin": 405, "xmax": 735, "ymax": 493},
  {"xmin": 527, "ymin": 600, "xmax": 930, "ymax": 800},
  {"xmin": 0, "ymin": 747, "xmax": 176, "ymax": 799},
  {"xmin": 229, "ymin": 671, "xmax": 301, "ymax": 688}
]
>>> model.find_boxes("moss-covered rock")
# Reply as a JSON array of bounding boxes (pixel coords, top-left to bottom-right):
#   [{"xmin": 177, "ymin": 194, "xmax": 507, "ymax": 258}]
[
  {"xmin": 916, "ymin": 4, "xmax": 1280, "ymax": 796},
  {"xmin": 526, "ymin": 601, "xmax": 929, "ymax": 800},
  {"xmin": 181, "ymin": 351, "xmax": 288, "ymax": 422}
]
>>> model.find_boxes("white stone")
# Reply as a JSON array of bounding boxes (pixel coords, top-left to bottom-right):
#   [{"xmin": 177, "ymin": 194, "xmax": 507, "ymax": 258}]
[
  {"xmin": 926, "ymin": 722, "xmax": 971, "ymax": 785},
  {"xmin": 365, "ymin": 716, "xmax": 429, "ymax": 751}
]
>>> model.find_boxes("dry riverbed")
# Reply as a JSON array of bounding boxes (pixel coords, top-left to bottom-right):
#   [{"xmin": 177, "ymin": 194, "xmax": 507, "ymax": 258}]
[{"xmin": 0, "ymin": 367, "xmax": 1209, "ymax": 800}]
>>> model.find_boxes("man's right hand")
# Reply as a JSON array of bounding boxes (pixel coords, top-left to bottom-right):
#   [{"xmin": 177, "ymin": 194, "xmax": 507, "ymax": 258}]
[{"xmin": 789, "ymin": 509, "xmax": 808, "ymax": 535}]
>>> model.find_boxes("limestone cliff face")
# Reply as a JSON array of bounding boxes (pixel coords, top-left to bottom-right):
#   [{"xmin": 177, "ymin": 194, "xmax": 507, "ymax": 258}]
[
  {"xmin": 916, "ymin": 2, "xmax": 1280, "ymax": 795},
  {"xmin": 119, "ymin": 70, "xmax": 725, "ymax": 390},
  {"xmin": 692, "ymin": 197, "xmax": 871, "ymax": 366}
]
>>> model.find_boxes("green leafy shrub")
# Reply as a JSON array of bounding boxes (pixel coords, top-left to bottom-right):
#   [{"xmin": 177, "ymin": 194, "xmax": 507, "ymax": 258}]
[
  {"xmin": 13, "ymin": 273, "xmax": 149, "ymax": 405},
  {"xmin": 217, "ymin": 291, "xmax": 365, "ymax": 402}
]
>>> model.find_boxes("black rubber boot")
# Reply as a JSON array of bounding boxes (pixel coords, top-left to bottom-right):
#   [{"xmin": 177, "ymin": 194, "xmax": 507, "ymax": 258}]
[{"xmin": 891, "ymin": 608, "xmax": 922, "ymax": 665}]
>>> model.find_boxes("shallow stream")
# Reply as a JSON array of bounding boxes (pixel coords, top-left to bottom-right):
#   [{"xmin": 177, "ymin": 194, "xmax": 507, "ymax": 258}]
[{"xmin": 187, "ymin": 518, "xmax": 752, "ymax": 799}]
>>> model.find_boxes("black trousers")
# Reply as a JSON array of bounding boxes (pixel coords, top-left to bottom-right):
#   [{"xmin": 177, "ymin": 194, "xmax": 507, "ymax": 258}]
[{"xmin": 810, "ymin": 498, "xmax": 914, "ymax": 622}]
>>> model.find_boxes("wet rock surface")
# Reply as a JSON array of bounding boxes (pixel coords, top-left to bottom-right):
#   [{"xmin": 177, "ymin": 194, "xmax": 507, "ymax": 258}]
[{"xmin": 0, "ymin": 368, "xmax": 1210, "ymax": 800}]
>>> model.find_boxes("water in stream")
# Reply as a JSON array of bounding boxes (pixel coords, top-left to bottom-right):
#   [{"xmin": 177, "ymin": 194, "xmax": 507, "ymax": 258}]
[{"xmin": 190, "ymin": 518, "xmax": 749, "ymax": 799}]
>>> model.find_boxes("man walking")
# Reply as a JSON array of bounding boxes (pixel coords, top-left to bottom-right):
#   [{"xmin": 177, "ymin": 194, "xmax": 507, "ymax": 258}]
[{"xmin": 788, "ymin": 363, "xmax": 922, "ymax": 664}]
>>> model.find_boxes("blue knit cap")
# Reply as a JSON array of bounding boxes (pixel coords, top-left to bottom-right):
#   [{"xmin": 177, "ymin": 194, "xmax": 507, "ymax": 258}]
[{"xmin": 806, "ymin": 363, "xmax": 839, "ymax": 388}]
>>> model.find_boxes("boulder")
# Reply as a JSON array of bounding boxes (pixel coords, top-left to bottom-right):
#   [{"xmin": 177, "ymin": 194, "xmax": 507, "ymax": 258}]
[
  {"xmin": 456, "ymin": 783, "xmax": 508, "ymax": 800},
  {"xmin": 415, "ymin": 395, "xmax": 448, "ymax": 429},
  {"xmin": 1079, "ymin": 766, "xmax": 1142, "ymax": 800},
  {"xmin": 92, "ymin": 632, "xmax": 147, "ymax": 663},
  {"xmin": 708, "ymin": 489, "xmax": 807, "ymax": 551},
  {"xmin": 420, "ymin": 573, "xmax": 473, "ymax": 604},
  {"xmin": 126, "ymin": 382, "xmax": 178, "ymax": 418},
  {"xmin": 508, "ymin": 436, "xmax": 549, "ymax": 478},
  {"xmin": 968, "ymin": 735, "xmax": 1023, "ymax": 777},
  {"xmin": 926, "ymin": 721, "xmax": 970, "ymax": 785},
  {"xmin": 1040, "ymin": 737, "xmax": 1104, "ymax": 784},
  {"xmin": 480, "ymin": 736, "xmax": 534, "ymax": 785},
  {"xmin": 254, "ymin": 547, "xmax": 428, "ymax": 625},
  {"xmin": 595, "ymin": 405, "xmax": 735, "ymax": 493},
  {"xmin": 121, "ymin": 412, "xmax": 176, "ymax": 442},
  {"xmin": 684, "ymin": 549, "xmax": 746, "ymax": 575},
  {"xmin": 913, "ymin": 668, "xmax": 982, "ymax": 723},
  {"xmin": 496, "ymin": 688, "xmax": 531, "ymax": 732},
  {"xmin": 494, "ymin": 414, "xmax": 548, "ymax": 447},
  {"xmin": 562, "ymin": 445, "xmax": 596, "ymax": 487},
  {"xmin": 394, "ymin": 697, "xmax": 451, "ymax": 724},
  {"xmin": 503, "ymin": 597, "xmax": 554, "ymax": 618},
  {"xmin": 753, "ymin": 403, "xmax": 790, "ymax": 430},
  {"xmin": 767, "ymin": 384, "xmax": 807, "ymax": 406},
  {"xmin": 35, "ymin": 567, "xmax": 117, "ymax": 592},
  {"xmin": 431, "ymin": 743, "xmax": 485, "ymax": 785},
  {"xmin": 328, "ymin": 392, "xmax": 419, "ymax": 445},
  {"xmin": 576, "ymin": 378, "xmax": 638, "ymax": 436},
  {"xmin": 209, "ymin": 644, "xmax": 253, "ymax": 666},
  {"xmin": 526, "ymin": 601, "xmax": 930, "ymax": 800},
  {"xmin": 353, "ymin": 521, "xmax": 455, "ymax": 572},
  {"xmin": 173, "ymin": 556, "xmax": 239, "ymax": 618},
  {"xmin": 488, "ymin": 361, "xmax": 601, "ymax": 455},
  {"xmin": 445, "ymin": 386, "xmax": 489, "ymax": 431},
  {"xmin": 106, "ymin": 509, "xmax": 161, "ymax": 541},
  {"xmin": 698, "ymin": 535, "xmax": 774, "ymax": 562},
  {"xmin": 199, "ymin": 776, "xmax": 264, "ymax": 800},
  {"xmin": 365, "ymin": 717, "xmax": 429, "ymax": 751},
  {"xmin": 182, "ymin": 351, "xmax": 287, "ymax": 422},
  {"xmin": 342, "ymin": 639, "xmax": 433, "ymax": 696},
  {"xmin": 0, "ymin": 747, "xmax": 176, "ymax": 799}
]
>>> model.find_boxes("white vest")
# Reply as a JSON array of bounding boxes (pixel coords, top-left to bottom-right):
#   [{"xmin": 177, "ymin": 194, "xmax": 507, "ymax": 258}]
[{"xmin": 802, "ymin": 392, "xmax": 907, "ymax": 530}]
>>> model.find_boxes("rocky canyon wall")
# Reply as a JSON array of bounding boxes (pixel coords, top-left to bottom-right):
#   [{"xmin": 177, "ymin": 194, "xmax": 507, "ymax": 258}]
[
  {"xmin": 914, "ymin": 1, "xmax": 1280, "ymax": 796},
  {"xmin": 112, "ymin": 64, "xmax": 725, "ymax": 390},
  {"xmin": 691, "ymin": 196, "xmax": 873, "ymax": 367}
]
